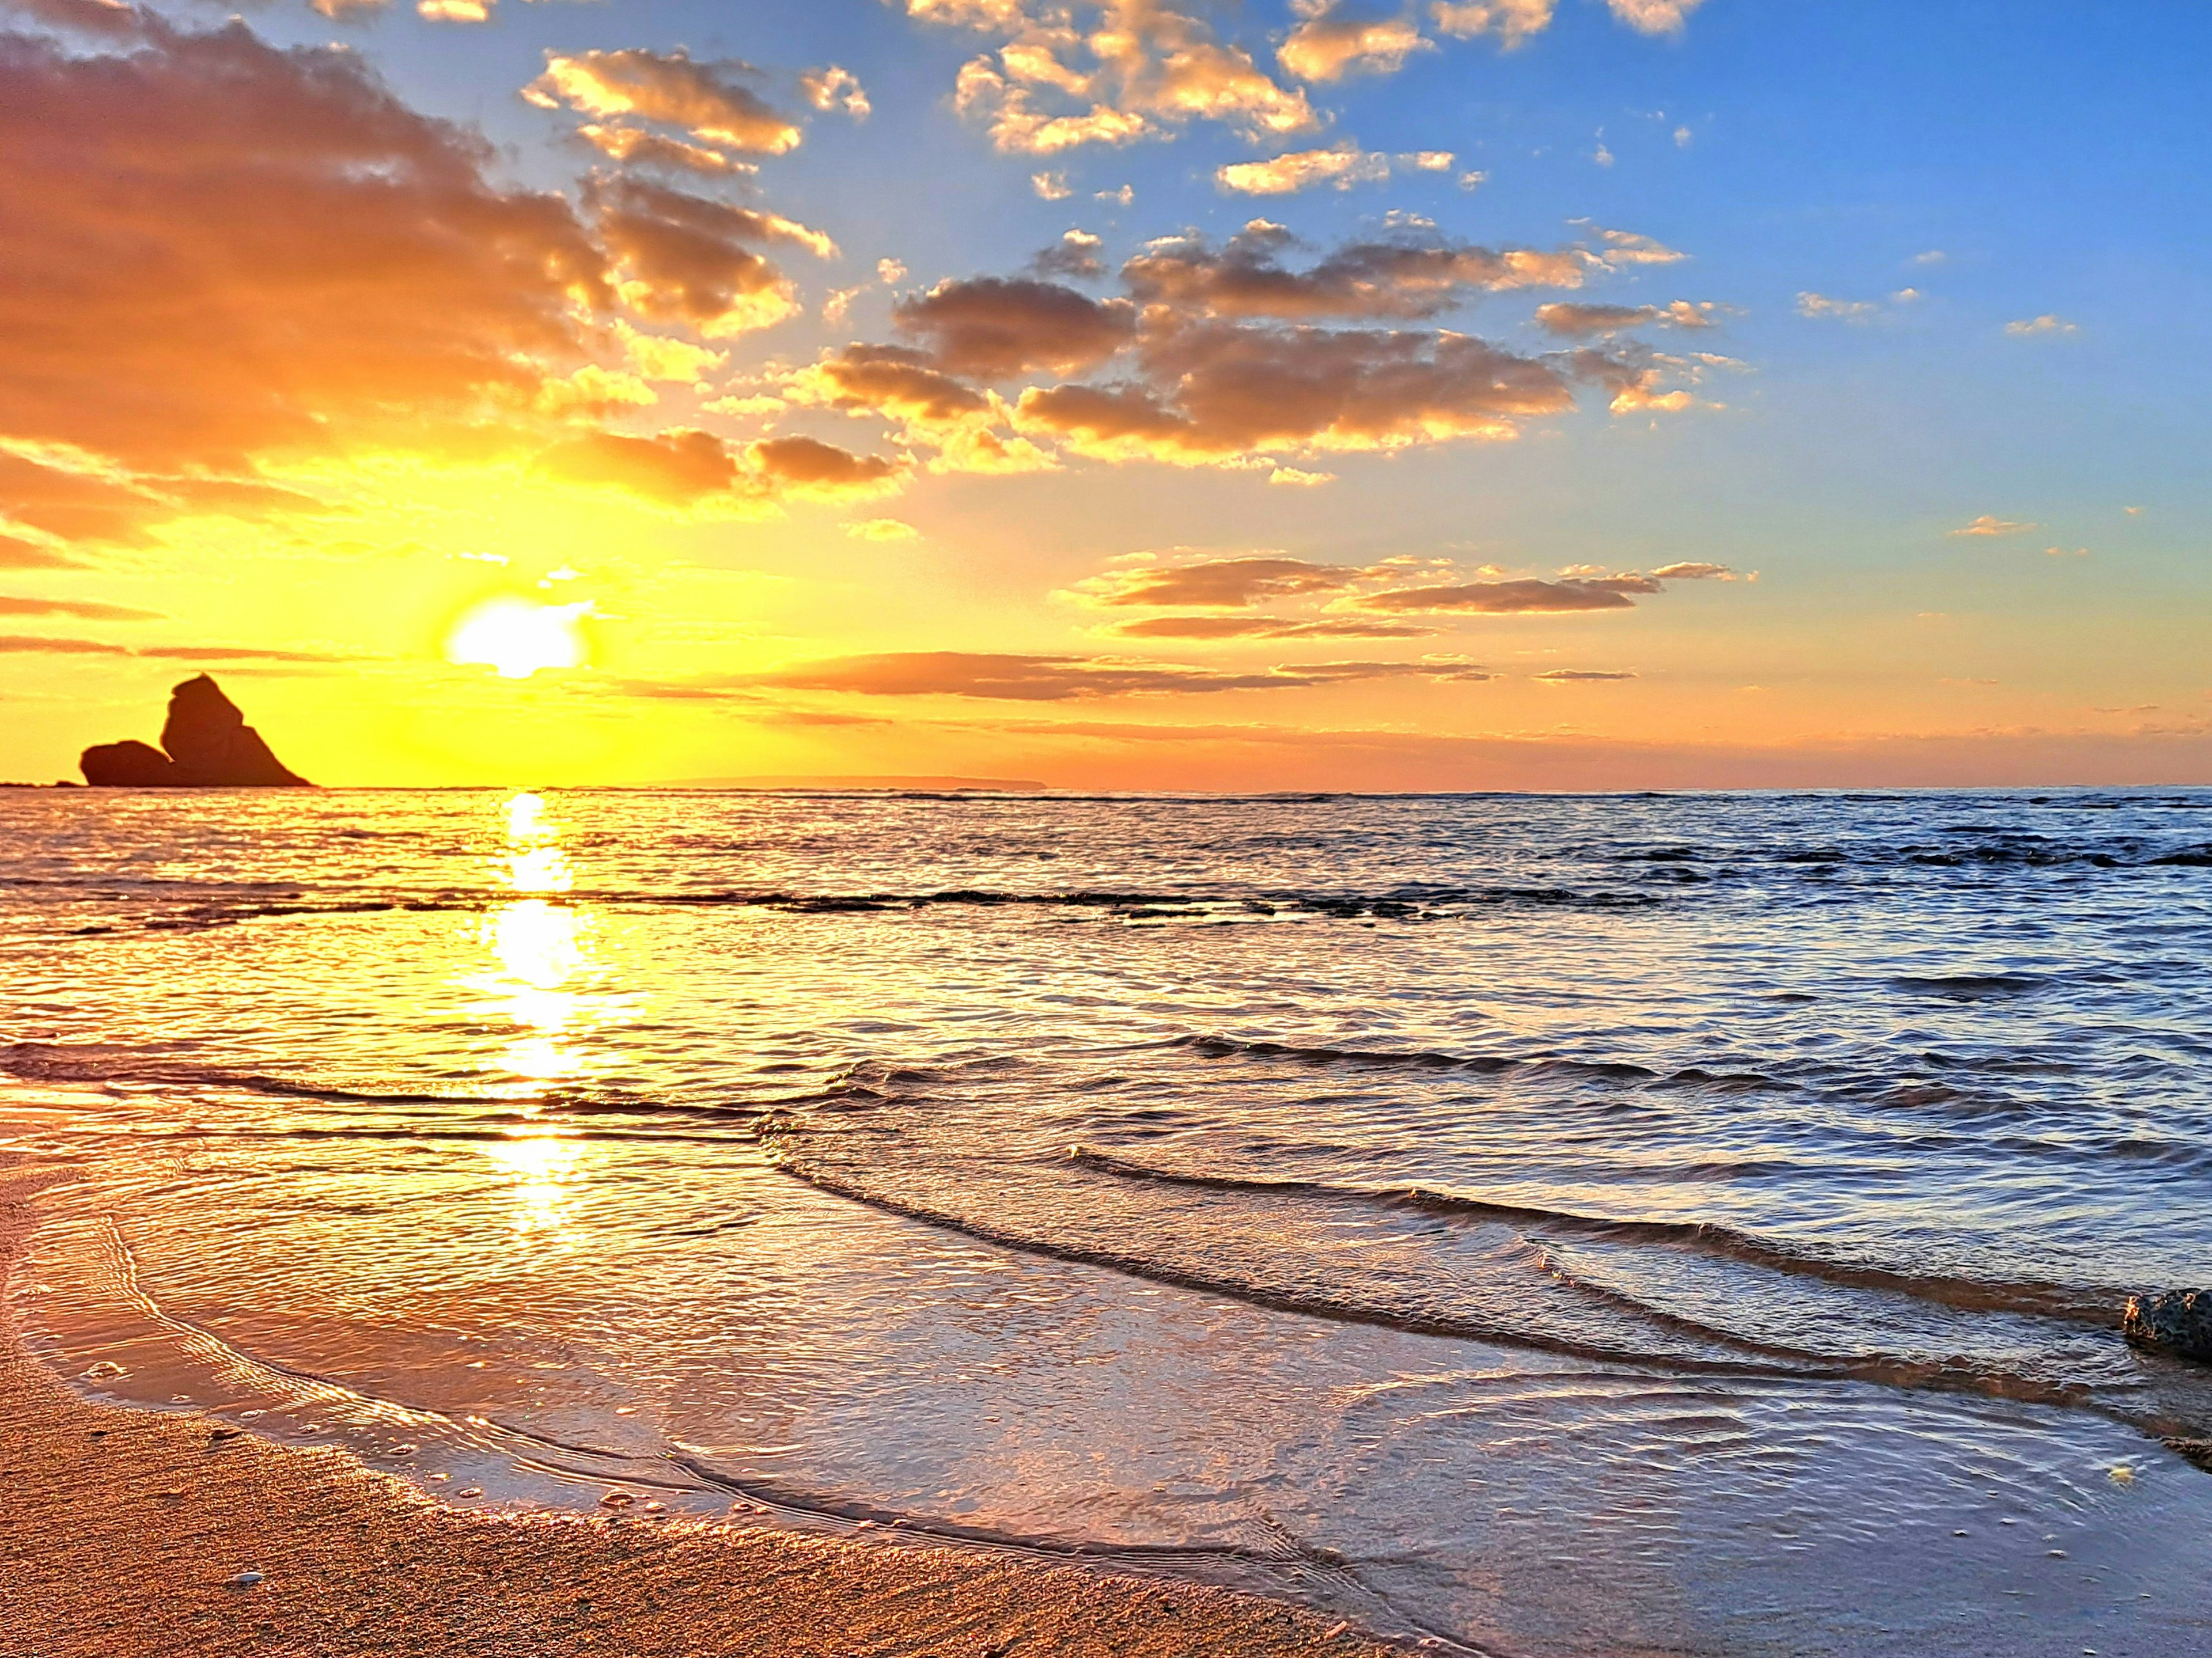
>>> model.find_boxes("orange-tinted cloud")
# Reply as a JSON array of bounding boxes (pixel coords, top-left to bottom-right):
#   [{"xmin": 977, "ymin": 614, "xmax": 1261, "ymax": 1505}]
[
  {"xmin": 0, "ymin": 595, "xmax": 159, "ymax": 620},
  {"xmin": 1533, "ymin": 300, "xmax": 1715, "ymax": 335},
  {"xmin": 1278, "ymin": 4, "xmax": 1433, "ymax": 83},
  {"xmin": 743, "ymin": 648, "xmax": 1491, "ymax": 700},
  {"xmin": 747, "ymin": 435, "xmax": 904, "ymax": 499},
  {"xmin": 923, "ymin": 1, "xmax": 1319, "ymax": 154},
  {"xmin": 0, "ymin": 533, "xmax": 78, "ymax": 569},
  {"xmin": 532, "ymin": 427, "xmax": 900, "ymax": 507},
  {"xmin": 525, "ymin": 50, "xmax": 802, "ymax": 154},
  {"xmin": 0, "ymin": 6, "xmax": 607, "ymax": 485},
  {"xmin": 589, "ymin": 177, "xmax": 832, "ymax": 337},
  {"xmin": 1103, "ymin": 614, "xmax": 1437, "ymax": 639},
  {"xmin": 1082, "ymin": 555, "xmax": 1366, "ymax": 606},
  {"xmin": 893, "ymin": 278, "xmax": 1138, "ymax": 378},
  {"xmin": 1358, "ymin": 577, "xmax": 1640, "ymax": 613},
  {"xmin": 1123, "ymin": 222, "xmax": 1588, "ymax": 318},
  {"xmin": 1020, "ymin": 320, "xmax": 1582, "ymax": 460}
]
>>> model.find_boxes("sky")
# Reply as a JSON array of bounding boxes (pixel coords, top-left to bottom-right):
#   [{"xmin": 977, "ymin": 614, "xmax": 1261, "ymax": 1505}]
[{"xmin": 2, "ymin": 0, "xmax": 2208, "ymax": 788}]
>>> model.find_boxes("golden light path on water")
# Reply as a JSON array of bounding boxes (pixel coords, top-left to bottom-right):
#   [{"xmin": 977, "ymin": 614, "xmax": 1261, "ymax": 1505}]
[{"xmin": 471, "ymin": 790, "xmax": 605, "ymax": 1247}]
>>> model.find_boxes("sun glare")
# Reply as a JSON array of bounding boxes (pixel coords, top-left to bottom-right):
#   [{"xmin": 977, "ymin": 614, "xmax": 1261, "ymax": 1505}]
[{"xmin": 445, "ymin": 597, "xmax": 590, "ymax": 680}]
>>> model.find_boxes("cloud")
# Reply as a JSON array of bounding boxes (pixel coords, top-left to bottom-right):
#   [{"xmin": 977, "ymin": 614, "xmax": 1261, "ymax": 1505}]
[
  {"xmin": 1949, "ymin": 514, "xmax": 2039, "ymax": 538},
  {"xmin": 0, "ymin": 534, "xmax": 80, "ymax": 570},
  {"xmin": 1648, "ymin": 561, "xmax": 1738, "ymax": 580},
  {"xmin": 531, "ymin": 428, "xmax": 900, "ymax": 507},
  {"xmin": 1533, "ymin": 301, "xmax": 1715, "ymax": 336},
  {"xmin": 790, "ymin": 344, "xmax": 995, "ymax": 427},
  {"xmin": 576, "ymin": 125, "xmax": 756, "ymax": 177},
  {"xmin": 1032, "ymin": 169, "xmax": 1073, "ymax": 199},
  {"xmin": 925, "ymin": 0, "xmax": 1319, "ymax": 154},
  {"xmin": 589, "ymin": 177, "xmax": 834, "ymax": 338},
  {"xmin": 741, "ymin": 648, "xmax": 1491, "ymax": 700},
  {"xmin": 2005, "ymin": 313, "xmax": 2078, "ymax": 337},
  {"xmin": 525, "ymin": 50, "xmax": 802, "ymax": 154},
  {"xmin": 1278, "ymin": 4, "xmax": 1434, "ymax": 84},
  {"xmin": 800, "ymin": 65, "xmax": 870, "ymax": 119},
  {"xmin": 1797, "ymin": 292, "xmax": 1878, "ymax": 321},
  {"xmin": 0, "ymin": 633, "xmax": 130, "ymax": 654},
  {"xmin": 1607, "ymin": 0, "xmax": 1705, "ymax": 33},
  {"xmin": 844, "ymin": 517, "xmax": 921, "ymax": 541},
  {"xmin": 0, "ymin": 5, "xmax": 609, "ymax": 513},
  {"xmin": 1018, "ymin": 319, "xmax": 1606, "ymax": 462},
  {"xmin": 747, "ymin": 435, "xmax": 904, "ymax": 500},
  {"xmin": 1103, "ymin": 614, "xmax": 1436, "ymax": 639},
  {"xmin": 1534, "ymin": 667, "xmax": 1637, "ymax": 680},
  {"xmin": 533, "ymin": 427, "xmax": 739, "ymax": 504},
  {"xmin": 1430, "ymin": 2, "xmax": 1555, "ymax": 47},
  {"xmin": 0, "ymin": 594, "xmax": 159, "ymax": 620},
  {"xmin": 892, "ymin": 277, "xmax": 1138, "ymax": 378},
  {"xmin": 1080, "ymin": 555, "xmax": 1367, "ymax": 607},
  {"xmin": 1217, "ymin": 145, "xmax": 1392, "ymax": 195},
  {"xmin": 1584, "ymin": 227, "xmax": 1688, "ymax": 267},
  {"xmin": 1357, "ymin": 577, "xmax": 1639, "ymax": 613},
  {"xmin": 0, "ymin": 633, "xmax": 347, "ymax": 662},
  {"xmin": 1121, "ymin": 222, "xmax": 1589, "ymax": 318},
  {"xmin": 1031, "ymin": 229, "xmax": 1107, "ymax": 280}
]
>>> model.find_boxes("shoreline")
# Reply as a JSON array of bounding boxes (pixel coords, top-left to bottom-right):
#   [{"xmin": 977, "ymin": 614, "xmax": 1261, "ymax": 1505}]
[{"xmin": 0, "ymin": 1171, "xmax": 1397, "ymax": 1657}]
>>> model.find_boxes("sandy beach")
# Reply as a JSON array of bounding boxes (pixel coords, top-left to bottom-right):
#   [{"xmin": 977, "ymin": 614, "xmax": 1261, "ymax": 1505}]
[{"xmin": 1, "ymin": 1172, "xmax": 1391, "ymax": 1658}]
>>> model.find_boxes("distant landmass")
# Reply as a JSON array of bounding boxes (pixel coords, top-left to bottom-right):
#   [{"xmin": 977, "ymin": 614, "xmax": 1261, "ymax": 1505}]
[
  {"xmin": 665, "ymin": 775, "xmax": 1045, "ymax": 791},
  {"xmin": 81, "ymin": 674, "xmax": 311, "ymax": 787}
]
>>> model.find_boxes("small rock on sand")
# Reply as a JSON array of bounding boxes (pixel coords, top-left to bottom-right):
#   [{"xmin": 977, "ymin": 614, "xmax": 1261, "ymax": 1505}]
[{"xmin": 2124, "ymin": 1289, "xmax": 2212, "ymax": 1362}]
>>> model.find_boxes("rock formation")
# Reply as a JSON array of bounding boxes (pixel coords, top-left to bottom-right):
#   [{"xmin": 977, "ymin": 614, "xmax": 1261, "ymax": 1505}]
[
  {"xmin": 2124, "ymin": 1288, "xmax": 2212, "ymax": 1363},
  {"xmin": 80, "ymin": 675, "xmax": 312, "ymax": 787}
]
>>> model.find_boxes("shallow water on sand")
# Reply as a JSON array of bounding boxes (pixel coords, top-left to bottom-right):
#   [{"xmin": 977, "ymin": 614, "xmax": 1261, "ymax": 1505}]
[{"xmin": 4, "ymin": 788, "xmax": 2211, "ymax": 1654}]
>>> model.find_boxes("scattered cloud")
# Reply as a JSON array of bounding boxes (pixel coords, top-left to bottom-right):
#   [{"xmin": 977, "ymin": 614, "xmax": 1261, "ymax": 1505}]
[
  {"xmin": 1078, "ymin": 555, "xmax": 1368, "ymax": 608},
  {"xmin": 1430, "ymin": 2, "xmax": 1555, "ymax": 48},
  {"xmin": 0, "ymin": 594, "xmax": 159, "ymax": 620},
  {"xmin": 1797, "ymin": 292, "xmax": 1878, "ymax": 321},
  {"xmin": 575, "ymin": 126, "xmax": 757, "ymax": 176},
  {"xmin": 930, "ymin": 0, "xmax": 1319, "ymax": 155},
  {"xmin": 0, "ymin": 533, "xmax": 82, "ymax": 570},
  {"xmin": 1533, "ymin": 301, "xmax": 1715, "ymax": 336},
  {"xmin": 844, "ymin": 518, "xmax": 921, "ymax": 541},
  {"xmin": 1357, "ymin": 577, "xmax": 1643, "ymax": 614},
  {"xmin": 526, "ymin": 50, "xmax": 802, "ymax": 154},
  {"xmin": 2005, "ymin": 313, "xmax": 2078, "ymax": 337},
  {"xmin": 1279, "ymin": 3, "xmax": 1434, "ymax": 84},
  {"xmin": 532, "ymin": 427, "xmax": 900, "ymax": 508},
  {"xmin": 1606, "ymin": 0, "xmax": 1706, "ymax": 33},
  {"xmin": 1032, "ymin": 169, "xmax": 1072, "ymax": 199},
  {"xmin": 1031, "ymin": 229, "xmax": 1107, "ymax": 280},
  {"xmin": 1949, "ymin": 514, "xmax": 2039, "ymax": 538},
  {"xmin": 590, "ymin": 176, "xmax": 834, "ymax": 338},
  {"xmin": 1534, "ymin": 667, "xmax": 1637, "ymax": 680},
  {"xmin": 1122, "ymin": 221, "xmax": 1591, "ymax": 319},
  {"xmin": 800, "ymin": 65, "xmax": 870, "ymax": 119},
  {"xmin": 1912, "ymin": 249, "xmax": 1948, "ymax": 265},
  {"xmin": 1218, "ymin": 144, "xmax": 1391, "ymax": 195},
  {"xmin": 2044, "ymin": 545, "xmax": 2090, "ymax": 559},
  {"xmin": 1101, "ymin": 614, "xmax": 1437, "ymax": 640},
  {"xmin": 741, "ymin": 648, "xmax": 1491, "ymax": 701},
  {"xmin": 893, "ymin": 277, "xmax": 1138, "ymax": 378}
]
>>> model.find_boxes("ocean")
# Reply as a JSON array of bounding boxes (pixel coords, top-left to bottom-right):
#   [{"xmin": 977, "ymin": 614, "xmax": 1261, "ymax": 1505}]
[{"xmin": 3, "ymin": 787, "xmax": 2210, "ymax": 1655}]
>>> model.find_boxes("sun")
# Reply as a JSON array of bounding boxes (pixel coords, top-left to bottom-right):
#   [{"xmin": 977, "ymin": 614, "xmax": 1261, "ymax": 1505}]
[{"xmin": 446, "ymin": 597, "xmax": 591, "ymax": 680}]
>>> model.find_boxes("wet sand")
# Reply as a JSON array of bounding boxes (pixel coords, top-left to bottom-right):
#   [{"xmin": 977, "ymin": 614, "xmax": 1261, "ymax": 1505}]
[{"xmin": 0, "ymin": 1175, "xmax": 1394, "ymax": 1657}]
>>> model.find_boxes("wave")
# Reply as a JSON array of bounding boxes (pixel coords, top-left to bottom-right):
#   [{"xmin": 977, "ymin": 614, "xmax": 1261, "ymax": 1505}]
[
  {"xmin": 1061, "ymin": 1148, "xmax": 2119, "ymax": 1327},
  {"xmin": 1168, "ymin": 1033, "xmax": 1780, "ymax": 1090}
]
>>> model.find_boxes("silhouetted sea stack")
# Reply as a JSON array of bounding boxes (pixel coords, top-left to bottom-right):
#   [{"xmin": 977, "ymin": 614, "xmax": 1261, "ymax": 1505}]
[{"xmin": 80, "ymin": 674, "xmax": 311, "ymax": 788}]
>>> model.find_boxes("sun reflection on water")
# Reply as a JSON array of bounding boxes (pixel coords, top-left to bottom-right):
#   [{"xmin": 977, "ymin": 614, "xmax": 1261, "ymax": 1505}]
[{"xmin": 480, "ymin": 1130, "xmax": 587, "ymax": 1245}]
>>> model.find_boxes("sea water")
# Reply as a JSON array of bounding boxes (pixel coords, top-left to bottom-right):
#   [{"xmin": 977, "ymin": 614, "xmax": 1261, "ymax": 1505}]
[{"xmin": 3, "ymin": 788, "xmax": 2209, "ymax": 1655}]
